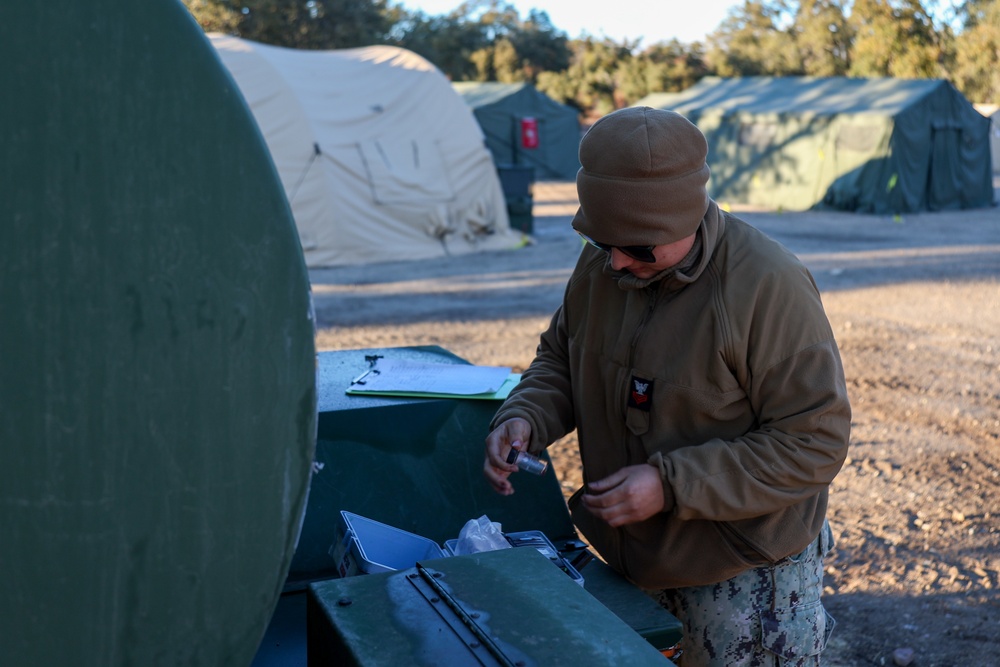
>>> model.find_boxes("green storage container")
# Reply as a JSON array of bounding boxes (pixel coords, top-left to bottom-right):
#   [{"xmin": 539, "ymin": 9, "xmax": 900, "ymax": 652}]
[
  {"xmin": 253, "ymin": 346, "xmax": 681, "ymax": 665},
  {"xmin": 288, "ymin": 346, "xmax": 575, "ymax": 586},
  {"xmin": 2, "ymin": 2, "xmax": 315, "ymax": 666},
  {"xmin": 308, "ymin": 547, "xmax": 673, "ymax": 666}
]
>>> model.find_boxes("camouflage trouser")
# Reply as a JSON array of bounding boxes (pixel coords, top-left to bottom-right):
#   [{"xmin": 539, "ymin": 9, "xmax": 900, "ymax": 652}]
[{"xmin": 647, "ymin": 521, "xmax": 836, "ymax": 667}]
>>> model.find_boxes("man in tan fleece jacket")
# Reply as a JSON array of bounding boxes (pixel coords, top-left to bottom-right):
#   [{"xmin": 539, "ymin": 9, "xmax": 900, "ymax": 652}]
[{"xmin": 484, "ymin": 107, "xmax": 851, "ymax": 666}]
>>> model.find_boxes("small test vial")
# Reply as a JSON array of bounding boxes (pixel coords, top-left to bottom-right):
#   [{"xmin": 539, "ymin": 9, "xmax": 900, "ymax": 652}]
[{"xmin": 506, "ymin": 447, "xmax": 548, "ymax": 475}]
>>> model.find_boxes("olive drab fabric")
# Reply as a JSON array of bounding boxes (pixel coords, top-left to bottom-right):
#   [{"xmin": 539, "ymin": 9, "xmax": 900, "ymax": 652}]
[
  {"xmin": 493, "ymin": 204, "xmax": 852, "ymax": 589},
  {"xmin": 638, "ymin": 76, "xmax": 993, "ymax": 214},
  {"xmin": 453, "ymin": 81, "xmax": 582, "ymax": 181}
]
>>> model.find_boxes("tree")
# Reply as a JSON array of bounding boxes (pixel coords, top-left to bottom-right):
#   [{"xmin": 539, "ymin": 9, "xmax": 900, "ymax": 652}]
[
  {"xmin": 182, "ymin": 0, "xmax": 241, "ymax": 34},
  {"xmin": 391, "ymin": 2, "xmax": 568, "ymax": 83},
  {"xmin": 792, "ymin": 0, "xmax": 851, "ymax": 75},
  {"xmin": 614, "ymin": 56, "xmax": 656, "ymax": 106},
  {"xmin": 535, "ymin": 69, "xmax": 583, "ymax": 111},
  {"xmin": 392, "ymin": 12, "xmax": 487, "ymax": 80},
  {"xmin": 642, "ymin": 39, "xmax": 709, "ymax": 93},
  {"xmin": 536, "ymin": 36, "xmax": 636, "ymax": 115},
  {"xmin": 848, "ymin": 0, "xmax": 940, "ymax": 78},
  {"xmin": 950, "ymin": 0, "xmax": 1000, "ymax": 102},
  {"xmin": 610, "ymin": 40, "xmax": 709, "ymax": 105},
  {"xmin": 470, "ymin": 37, "xmax": 524, "ymax": 81},
  {"xmin": 181, "ymin": 0, "xmax": 994, "ymax": 120},
  {"xmin": 705, "ymin": 0, "xmax": 802, "ymax": 76},
  {"xmin": 847, "ymin": 0, "xmax": 895, "ymax": 74},
  {"xmin": 182, "ymin": 0, "xmax": 392, "ymax": 49},
  {"xmin": 510, "ymin": 10, "xmax": 570, "ymax": 80}
]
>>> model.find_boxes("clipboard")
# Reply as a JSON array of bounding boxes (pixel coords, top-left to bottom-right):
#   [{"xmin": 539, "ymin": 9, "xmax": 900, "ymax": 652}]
[{"xmin": 345, "ymin": 355, "xmax": 520, "ymax": 400}]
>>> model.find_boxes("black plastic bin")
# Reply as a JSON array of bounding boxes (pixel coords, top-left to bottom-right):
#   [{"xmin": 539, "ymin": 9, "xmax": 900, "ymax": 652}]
[
  {"xmin": 496, "ymin": 164, "xmax": 535, "ymax": 234},
  {"xmin": 497, "ymin": 164, "xmax": 535, "ymax": 198}
]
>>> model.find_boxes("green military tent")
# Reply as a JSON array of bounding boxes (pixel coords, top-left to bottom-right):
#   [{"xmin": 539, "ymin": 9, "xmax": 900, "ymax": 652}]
[
  {"xmin": 453, "ymin": 81, "xmax": 581, "ymax": 181},
  {"xmin": 979, "ymin": 105, "xmax": 1000, "ymax": 177},
  {"xmin": 993, "ymin": 109, "xmax": 1000, "ymax": 177},
  {"xmin": 637, "ymin": 77, "xmax": 994, "ymax": 213}
]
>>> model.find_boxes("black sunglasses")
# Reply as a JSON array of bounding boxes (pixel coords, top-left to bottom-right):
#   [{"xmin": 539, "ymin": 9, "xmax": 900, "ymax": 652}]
[{"xmin": 577, "ymin": 231, "xmax": 657, "ymax": 263}]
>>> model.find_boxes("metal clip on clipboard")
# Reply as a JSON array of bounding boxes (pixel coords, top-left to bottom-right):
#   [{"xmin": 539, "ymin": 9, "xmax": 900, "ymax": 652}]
[{"xmin": 350, "ymin": 355, "xmax": 383, "ymax": 385}]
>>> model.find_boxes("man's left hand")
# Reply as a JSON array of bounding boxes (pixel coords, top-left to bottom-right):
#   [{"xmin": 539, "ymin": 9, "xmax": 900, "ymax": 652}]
[{"xmin": 581, "ymin": 464, "xmax": 665, "ymax": 527}]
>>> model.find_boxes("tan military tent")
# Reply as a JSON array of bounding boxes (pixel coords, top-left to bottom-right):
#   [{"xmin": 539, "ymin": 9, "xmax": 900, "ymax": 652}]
[{"xmin": 209, "ymin": 34, "xmax": 520, "ymax": 267}]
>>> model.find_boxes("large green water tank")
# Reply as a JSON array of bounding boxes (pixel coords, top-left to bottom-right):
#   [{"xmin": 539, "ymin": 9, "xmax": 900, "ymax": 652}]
[{"xmin": 0, "ymin": 2, "xmax": 316, "ymax": 665}]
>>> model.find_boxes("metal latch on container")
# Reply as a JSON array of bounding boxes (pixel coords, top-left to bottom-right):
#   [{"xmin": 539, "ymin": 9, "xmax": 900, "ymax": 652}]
[{"xmin": 406, "ymin": 564, "xmax": 534, "ymax": 667}]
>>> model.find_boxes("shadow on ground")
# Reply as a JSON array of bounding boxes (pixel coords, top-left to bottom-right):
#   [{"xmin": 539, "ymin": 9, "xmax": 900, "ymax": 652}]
[
  {"xmin": 823, "ymin": 590, "xmax": 1000, "ymax": 666},
  {"xmin": 310, "ymin": 192, "xmax": 1000, "ymax": 329}
]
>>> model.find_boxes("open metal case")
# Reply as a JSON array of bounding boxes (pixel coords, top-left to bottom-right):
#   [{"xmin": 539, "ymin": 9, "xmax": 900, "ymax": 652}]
[{"xmin": 252, "ymin": 346, "xmax": 682, "ymax": 665}]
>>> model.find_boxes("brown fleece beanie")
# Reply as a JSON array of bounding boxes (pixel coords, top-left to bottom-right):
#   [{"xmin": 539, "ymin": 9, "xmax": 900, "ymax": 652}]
[{"xmin": 573, "ymin": 107, "xmax": 711, "ymax": 246}]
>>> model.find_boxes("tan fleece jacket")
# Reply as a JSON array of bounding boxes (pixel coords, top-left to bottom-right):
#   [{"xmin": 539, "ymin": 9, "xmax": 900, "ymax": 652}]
[{"xmin": 491, "ymin": 202, "xmax": 852, "ymax": 589}]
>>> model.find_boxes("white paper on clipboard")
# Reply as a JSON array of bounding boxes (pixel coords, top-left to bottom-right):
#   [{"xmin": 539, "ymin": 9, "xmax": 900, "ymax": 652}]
[{"xmin": 347, "ymin": 357, "xmax": 514, "ymax": 396}]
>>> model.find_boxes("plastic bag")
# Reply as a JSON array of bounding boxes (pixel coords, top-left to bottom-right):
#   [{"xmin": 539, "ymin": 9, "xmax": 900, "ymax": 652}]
[{"xmin": 452, "ymin": 515, "xmax": 512, "ymax": 556}]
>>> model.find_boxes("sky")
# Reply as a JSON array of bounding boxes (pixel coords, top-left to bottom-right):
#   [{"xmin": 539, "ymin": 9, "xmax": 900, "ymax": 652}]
[{"xmin": 398, "ymin": 0, "xmax": 740, "ymax": 47}]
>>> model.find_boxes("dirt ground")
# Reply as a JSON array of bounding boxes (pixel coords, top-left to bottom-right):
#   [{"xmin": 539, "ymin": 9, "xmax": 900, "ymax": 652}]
[{"xmin": 311, "ymin": 182, "xmax": 1000, "ymax": 666}]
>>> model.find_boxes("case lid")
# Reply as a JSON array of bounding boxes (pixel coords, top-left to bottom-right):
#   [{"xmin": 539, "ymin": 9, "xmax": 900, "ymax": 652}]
[{"xmin": 309, "ymin": 547, "xmax": 672, "ymax": 666}]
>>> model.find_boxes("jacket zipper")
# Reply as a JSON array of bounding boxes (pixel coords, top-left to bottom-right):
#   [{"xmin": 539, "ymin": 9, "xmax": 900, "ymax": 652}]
[
  {"xmin": 626, "ymin": 285, "xmax": 660, "ymax": 381},
  {"xmin": 615, "ymin": 285, "xmax": 661, "ymax": 576}
]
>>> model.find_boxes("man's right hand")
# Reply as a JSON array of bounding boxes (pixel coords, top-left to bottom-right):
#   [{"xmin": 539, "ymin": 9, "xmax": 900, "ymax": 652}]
[{"xmin": 483, "ymin": 417, "xmax": 532, "ymax": 496}]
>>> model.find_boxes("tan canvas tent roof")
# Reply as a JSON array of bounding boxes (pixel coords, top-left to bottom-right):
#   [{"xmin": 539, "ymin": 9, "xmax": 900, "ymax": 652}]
[{"xmin": 209, "ymin": 34, "xmax": 520, "ymax": 267}]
